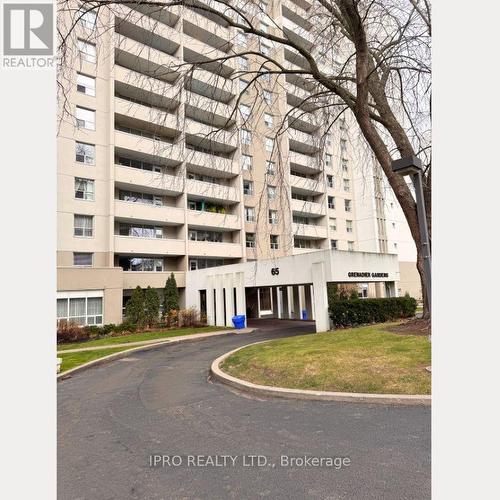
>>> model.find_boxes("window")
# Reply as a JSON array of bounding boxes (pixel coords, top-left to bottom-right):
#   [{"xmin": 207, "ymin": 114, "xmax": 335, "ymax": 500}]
[
  {"xmin": 329, "ymin": 218, "xmax": 337, "ymax": 231},
  {"xmin": 77, "ymin": 39, "xmax": 96, "ymax": 63},
  {"xmin": 243, "ymin": 180, "xmax": 254, "ymax": 195},
  {"xmin": 339, "ymin": 117, "xmax": 347, "ymax": 130},
  {"xmin": 188, "ymin": 230, "xmax": 223, "ymax": 242},
  {"xmin": 331, "ymin": 239, "xmax": 338, "ymax": 250},
  {"xmin": 345, "ymin": 199, "xmax": 352, "ymax": 212},
  {"xmin": 75, "ymin": 177, "xmax": 95, "ymax": 201},
  {"xmin": 294, "ymin": 239, "xmax": 311, "ymax": 249},
  {"xmin": 293, "ymin": 215, "xmax": 309, "ymax": 225},
  {"xmin": 241, "ymin": 154, "xmax": 252, "ymax": 171},
  {"xmin": 326, "ymin": 134, "xmax": 333, "ymax": 147},
  {"xmin": 238, "ymin": 56, "xmax": 249, "ymax": 70},
  {"xmin": 342, "ymin": 158, "xmax": 348, "ymax": 172},
  {"xmin": 340, "ymin": 138, "xmax": 347, "ymax": 153},
  {"xmin": 269, "ymin": 209, "xmax": 278, "ymax": 224},
  {"xmin": 266, "ymin": 160, "xmax": 276, "ymax": 175},
  {"xmin": 74, "ymin": 214, "xmax": 93, "ymax": 237},
  {"xmin": 244, "ymin": 206, "xmax": 255, "ymax": 222},
  {"xmin": 343, "ymin": 178, "xmax": 350, "ymax": 192},
  {"xmin": 327, "ymin": 175, "xmax": 334, "ymax": 188},
  {"xmin": 75, "ymin": 142, "xmax": 95, "ymax": 164},
  {"xmin": 270, "ymin": 235, "xmax": 279, "ymax": 250},
  {"xmin": 189, "ymin": 258, "xmax": 224, "ymax": 271},
  {"xmin": 265, "ymin": 137, "xmax": 274, "ymax": 152},
  {"xmin": 264, "ymin": 113, "xmax": 273, "ymax": 128},
  {"xmin": 236, "ymin": 30, "xmax": 247, "ymax": 46},
  {"xmin": 76, "ymin": 106, "xmax": 95, "ymax": 130},
  {"xmin": 246, "ymin": 233, "xmax": 255, "ymax": 248},
  {"xmin": 119, "ymin": 223, "xmax": 163, "ymax": 238},
  {"xmin": 73, "ymin": 252, "xmax": 93, "ymax": 267},
  {"xmin": 119, "ymin": 190, "xmax": 162, "ymax": 206},
  {"xmin": 241, "ymin": 128, "xmax": 252, "ymax": 145},
  {"xmin": 392, "ymin": 222, "xmax": 396, "ymax": 229},
  {"xmin": 57, "ymin": 294, "xmax": 103, "ymax": 325},
  {"xmin": 259, "ymin": 0, "xmax": 269, "ymax": 11},
  {"xmin": 260, "ymin": 41, "xmax": 271, "ymax": 56},
  {"xmin": 325, "ymin": 153, "xmax": 332, "ymax": 167},
  {"xmin": 76, "ymin": 73, "xmax": 95, "ymax": 96},
  {"xmin": 348, "ymin": 241, "xmax": 354, "ymax": 252},
  {"xmin": 259, "ymin": 287, "xmax": 272, "ymax": 312},
  {"xmin": 261, "ymin": 71, "xmax": 271, "ymax": 82},
  {"xmin": 239, "ymin": 104, "xmax": 251, "ymax": 121},
  {"xmin": 346, "ymin": 220, "xmax": 353, "ymax": 233},
  {"xmin": 328, "ymin": 196, "xmax": 335, "ymax": 209},
  {"xmin": 79, "ymin": 8, "xmax": 97, "ymax": 29},
  {"xmin": 260, "ymin": 21, "xmax": 269, "ymax": 33},
  {"xmin": 263, "ymin": 90, "xmax": 272, "ymax": 104},
  {"xmin": 267, "ymin": 185, "xmax": 276, "ymax": 199},
  {"xmin": 119, "ymin": 257, "xmax": 163, "ymax": 272},
  {"xmin": 394, "ymin": 242, "xmax": 398, "ymax": 249},
  {"xmin": 118, "ymin": 156, "xmax": 162, "ymax": 173}
]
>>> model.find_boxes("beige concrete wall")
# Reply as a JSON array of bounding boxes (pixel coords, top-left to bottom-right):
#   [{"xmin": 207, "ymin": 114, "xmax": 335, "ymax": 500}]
[{"xmin": 398, "ymin": 261, "xmax": 422, "ymax": 301}]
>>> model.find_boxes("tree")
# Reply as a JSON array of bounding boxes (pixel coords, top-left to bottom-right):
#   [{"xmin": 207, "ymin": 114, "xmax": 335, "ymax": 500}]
[
  {"xmin": 144, "ymin": 286, "xmax": 161, "ymax": 327},
  {"xmin": 125, "ymin": 286, "xmax": 145, "ymax": 325},
  {"xmin": 162, "ymin": 273, "xmax": 180, "ymax": 319},
  {"xmin": 58, "ymin": 0, "xmax": 431, "ymax": 316}
]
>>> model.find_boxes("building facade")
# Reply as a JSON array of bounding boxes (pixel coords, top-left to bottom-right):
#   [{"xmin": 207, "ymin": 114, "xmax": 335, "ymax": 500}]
[{"xmin": 57, "ymin": 0, "xmax": 419, "ymax": 326}]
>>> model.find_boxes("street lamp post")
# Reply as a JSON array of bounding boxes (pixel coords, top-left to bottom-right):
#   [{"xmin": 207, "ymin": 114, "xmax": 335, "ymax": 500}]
[{"xmin": 392, "ymin": 156, "xmax": 431, "ymax": 314}]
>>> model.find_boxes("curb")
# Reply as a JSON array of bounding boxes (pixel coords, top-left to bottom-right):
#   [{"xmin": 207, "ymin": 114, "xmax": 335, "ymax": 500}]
[
  {"xmin": 210, "ymin": 341, "xmax": 431, "ymax": 406},
  {"xmin": 58, "ymin": 328, "xmax": 255, "ymax": 381}
]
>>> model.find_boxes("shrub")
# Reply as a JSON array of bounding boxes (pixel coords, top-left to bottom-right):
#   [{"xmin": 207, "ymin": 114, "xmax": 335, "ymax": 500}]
[
  {"xmin": 83, "ymin": 325, "xmax": 102, "ymax": 338},
  {"xmin": 178, "ymin": 307, "xmax": 201, "ymax": 327},
  {"xmin": 57, "ymin": 321, "xmax": 91, "ymax": 343},
  {"xmin": 329, "ymin": 296, "xmax": 417, "ymax": 328},
  {"xmin": 162, "ymin": 273, "xmax": 180, "ymax": 319},
  {"xmin": 144, "ymin": 286, "xmax": 161, "ymax": 327},
  {"xmin": 125, "ymin": 286, "xmax": 145, "ymax": 326},
  {"xmin": 165, "ymin": 309, "xmax": 178, "ymax": 328},
  {"xmin": 101, "ymin": 323, "xmax": 116, "ymax": 336}
]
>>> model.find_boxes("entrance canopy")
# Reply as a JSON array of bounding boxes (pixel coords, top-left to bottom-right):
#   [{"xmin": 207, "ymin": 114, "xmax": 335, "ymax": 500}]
[{"xmin": 185, "ymin": 249, "xmax": 400, "ymax": 332}]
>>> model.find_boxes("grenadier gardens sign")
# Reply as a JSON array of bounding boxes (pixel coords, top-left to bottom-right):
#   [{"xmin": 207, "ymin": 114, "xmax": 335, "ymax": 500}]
[{"xmin": 347, "ymin": 272, "xmax": 389, "ymax": 278}]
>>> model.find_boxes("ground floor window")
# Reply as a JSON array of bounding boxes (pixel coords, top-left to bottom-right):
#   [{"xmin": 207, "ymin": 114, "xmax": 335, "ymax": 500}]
[
  {"xmin": 57, "ymin": 291, "xmax": 103, "ymax": 325},
  {"xmin": 259, "ymin": 287, "xmax": 273, "ymax": 314}
]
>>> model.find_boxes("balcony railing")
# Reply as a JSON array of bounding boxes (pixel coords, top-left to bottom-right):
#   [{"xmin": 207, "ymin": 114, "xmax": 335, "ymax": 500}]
[
  {"xmin": 114, "ymin": 235, "xmax": 186, "ymax": 255},
  {"xmin": 114, "ymin": 200, "xmax": 185, "ymax": 225}
]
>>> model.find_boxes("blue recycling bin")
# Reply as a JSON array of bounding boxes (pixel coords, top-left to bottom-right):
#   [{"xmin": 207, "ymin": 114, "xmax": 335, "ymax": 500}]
[
  {"xmin": 301, "ymin": 309, "xmax": 308, "ymax": 320},
  {"xmin": 232, "ymin": 315, "xmax": 246, "ymax": 329}
]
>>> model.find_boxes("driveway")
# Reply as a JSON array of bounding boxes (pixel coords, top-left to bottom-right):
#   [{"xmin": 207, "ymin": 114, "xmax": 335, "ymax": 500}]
[{"xmin": 58, "ymin": 320, "xmax": 430, "ymax": 499}]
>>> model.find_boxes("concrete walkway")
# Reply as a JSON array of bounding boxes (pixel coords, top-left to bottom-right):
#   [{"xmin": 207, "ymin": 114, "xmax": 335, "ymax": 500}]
[{"xmin": 57, "ymin": 328, "xmax": 252, "ymax": 354}]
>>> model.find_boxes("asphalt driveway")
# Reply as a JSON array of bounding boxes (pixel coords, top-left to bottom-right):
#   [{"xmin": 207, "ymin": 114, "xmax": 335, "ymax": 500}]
[{"xmin": 58, "ymin": 319, "xmax": 430, "ymax": 499}]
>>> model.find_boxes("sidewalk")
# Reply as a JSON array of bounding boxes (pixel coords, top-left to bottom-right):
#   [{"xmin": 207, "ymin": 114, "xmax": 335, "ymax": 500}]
[{"xmin": 57, "ymin": 328, "xmax": 253, "ymax": 354}]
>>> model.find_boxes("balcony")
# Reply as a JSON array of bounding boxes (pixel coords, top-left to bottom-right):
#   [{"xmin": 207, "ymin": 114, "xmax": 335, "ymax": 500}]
[
  {"xmin": 114, "ymin": 65, "xmax": 181, "ymax": 110},
  {"xmin": 287, "ymin": 104, "xmax": 320, "ymax": 134},
  {"xmin": 186, "ymin": 67, "xmax": 235, "ymax": 103},
  {"xmin": 115, "ymin": 34, "xmax": 180, "ymax": 83},
  {"xmin": 115, "ymin": 97, "xmax": 181, "ymax": 133},
  {"xmin": 114, "ymin": 6, "xmax": 182, "ymax": 48},
  {"xmin": 292, "ymin": 223, "xmax": 328, "ymax": 240},
  {"xmin": 186, "ymin": 178, "xmax": 239, "ymax": 203},
  {"xmin": 182, "ymin": 9, "xmax": 232, "ymax": 52},
  {"xmin": 282, "ymin": 16, "xmax": 314, "ymax": 51},
  {"xmin": 288, "ymin": 151, "xmax": 322, "ymax": 173},
  {"xmin": 184, "ymin": 149, "xmax": 238, "ymax": 177},
  {"xmin": 187, "ymin": 210, "xmax": 240, "ymax": 231},
  {"xmin": 290, "ymin": 174, "xmax": 324, "ymax": 195},
  {"xmin": 291, "ymin": 198, "xmax": 325, "ymax": 217},
  {"xmin": 288, "ymin": 128, "xmax": 320, "ymax": 155},
  {"xmin": 123, "ymin": 271, "xmax": 186, "ymax": 289},
  {"xmin": 114, "ymin": 235, "xmax": 186, "ymax": 255},
  {"xmin": 114, "ymin": 200, "xmax": 185, "ymax": 225},
  {"xmin": 114, "ymin": 129, "xmax": 182, "ymax": 161},
  {"xmin": 114, "ymin": 164, "xmax": 184, "ymax": 194},
  {"xmin": 188, "ymin": 240, "xmax": 243, "ymax": 258},
  {"xmin": 185, "ymin": 118, "xmax": 238, "ymax": 151},
  {"xmin": 185, "ymin": 91, "xmax": 235, "ymax": 127}
]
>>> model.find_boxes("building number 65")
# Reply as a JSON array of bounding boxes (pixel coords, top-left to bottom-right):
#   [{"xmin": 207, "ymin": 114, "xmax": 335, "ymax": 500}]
[{"xmin": 271, "ymin": 267, "xmax": 280, "ymax": 276}]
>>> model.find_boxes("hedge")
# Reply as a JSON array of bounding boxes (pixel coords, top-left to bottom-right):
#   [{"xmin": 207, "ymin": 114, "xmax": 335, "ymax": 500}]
[{"xmin": 329, "ymin": 296, "xmax": 417, "ymax": 328}]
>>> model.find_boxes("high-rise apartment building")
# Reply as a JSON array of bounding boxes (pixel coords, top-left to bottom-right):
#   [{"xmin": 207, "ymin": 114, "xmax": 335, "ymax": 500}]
[{"xmin": 57, "ymin": 0, "xmax": 419, "ymax": 326}]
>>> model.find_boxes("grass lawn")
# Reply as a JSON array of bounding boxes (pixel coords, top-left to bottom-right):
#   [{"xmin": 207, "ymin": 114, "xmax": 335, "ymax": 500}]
[
  {"xmin": 57, "ymin": 326, "xmax": 229, "ymax": 351},
  {"xmin": 222, "ymin": 323, "xmax": 431, "ymax": 395},
  {"xmin": 58, "ymin": 347, "xmax": 132, "ymax": 372}
]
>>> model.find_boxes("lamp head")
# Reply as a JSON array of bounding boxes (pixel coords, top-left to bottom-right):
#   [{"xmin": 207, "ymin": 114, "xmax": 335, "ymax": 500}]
[{"xmin": 391, "ymin": 156, "xmax": 423, "ymax": 176}]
